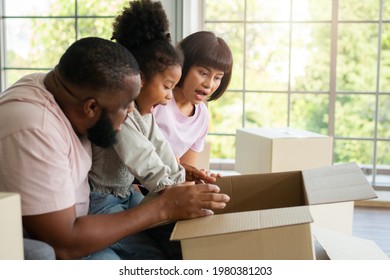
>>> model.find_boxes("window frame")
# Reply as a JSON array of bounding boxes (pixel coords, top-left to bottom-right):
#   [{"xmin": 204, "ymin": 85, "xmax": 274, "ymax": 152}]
[{"xmin": 0, "ymin": 0, "xmax": 389, "ymax": 191}]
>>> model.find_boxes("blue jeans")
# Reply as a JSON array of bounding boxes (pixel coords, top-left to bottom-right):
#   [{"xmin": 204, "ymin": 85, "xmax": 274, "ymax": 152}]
[
  {"xmin": 23, "ymin": 238, "xmax": 56, "ymax": 260},
  {"xmin": 88, "ymin": 189, "xmax": 182, "ymax": 260}
]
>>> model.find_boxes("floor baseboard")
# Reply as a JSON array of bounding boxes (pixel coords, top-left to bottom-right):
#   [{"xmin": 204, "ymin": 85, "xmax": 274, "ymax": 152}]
[{"xmin": 355, "ymin": 191, "xmax": 390, "ymax": 208}]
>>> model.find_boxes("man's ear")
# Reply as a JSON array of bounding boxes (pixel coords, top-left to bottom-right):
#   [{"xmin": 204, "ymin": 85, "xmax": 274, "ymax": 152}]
[
  {"xmin": 140, "ymin": 71, "xmax": 145, "ymax": 88},
  {"xmin": 83, "ymin": 98, "xmax": 100, "ymax": 118}
]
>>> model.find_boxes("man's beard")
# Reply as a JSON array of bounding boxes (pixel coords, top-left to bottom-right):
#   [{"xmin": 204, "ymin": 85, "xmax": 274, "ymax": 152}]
[{"xmin": 87, "ymin": 109, "xmax": 118, "ymax": 148}]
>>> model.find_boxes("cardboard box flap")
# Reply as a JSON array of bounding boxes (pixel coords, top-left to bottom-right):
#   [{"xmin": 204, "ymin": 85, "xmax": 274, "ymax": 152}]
[
  {"xmin": 313, "ymin": 226, "xmax": 389, "ymax": 260},
  {"xmin": 302, "ymin": 162, "xmax": 377, "ymax": 205},
  {"xmin": 171, "ymin": 206, "xmax": 313, "ymax": 241}
]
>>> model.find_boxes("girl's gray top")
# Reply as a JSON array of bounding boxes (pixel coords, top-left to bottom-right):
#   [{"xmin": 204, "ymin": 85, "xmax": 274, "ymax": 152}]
[{"xmin": 89, "ymin": 107, "xmax": 185, "ymax": 197}]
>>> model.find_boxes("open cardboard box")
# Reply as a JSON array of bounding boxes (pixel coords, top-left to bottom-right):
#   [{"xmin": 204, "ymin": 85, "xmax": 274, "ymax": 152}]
[
  {"xmin": 313, "ymin": 226, "xmax": 389, "ymax": 260},
  {"xmin": 170, "ymin": 162, "xmax": 380, "ymax": 260}
]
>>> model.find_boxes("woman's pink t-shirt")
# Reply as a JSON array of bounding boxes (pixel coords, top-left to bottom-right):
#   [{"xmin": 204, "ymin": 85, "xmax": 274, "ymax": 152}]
[{"xmin": 153, "ymin": 97, "xmax": 209, "ymax": 158}]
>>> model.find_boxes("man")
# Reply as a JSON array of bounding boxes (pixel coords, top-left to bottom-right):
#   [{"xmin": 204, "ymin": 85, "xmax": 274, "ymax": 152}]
[{"xmin": 0, "ymin": 37, "xmax": 230, "ymax": 259}]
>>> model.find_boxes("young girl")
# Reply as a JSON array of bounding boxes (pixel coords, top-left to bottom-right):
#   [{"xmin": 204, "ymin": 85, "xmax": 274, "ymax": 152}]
[
  {"xmin": 88, "ymin": 0, "xmax": 184, "ymax": 214},
  {"xmin": 153, "ymin": 31, "xmax": 233, "ymax": 167},
  {"xmin": 88, "ymin": 0, "xmax": 215, "ymax": 260}
]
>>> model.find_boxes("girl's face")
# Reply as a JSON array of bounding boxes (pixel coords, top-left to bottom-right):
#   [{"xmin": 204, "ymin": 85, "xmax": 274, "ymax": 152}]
[
  {"xmin": 181, "ymin": 65, "xmax": 224, "ymax": 104},
  {"xmin": 141, "ymin": 65, "xmax": 182, "ymax": 111}
]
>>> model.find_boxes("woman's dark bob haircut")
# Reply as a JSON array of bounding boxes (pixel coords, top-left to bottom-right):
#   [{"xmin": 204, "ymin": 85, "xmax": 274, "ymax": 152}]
[{"xmin": 177, "ymin": 31, "xmax": 233, "ymax": 102}]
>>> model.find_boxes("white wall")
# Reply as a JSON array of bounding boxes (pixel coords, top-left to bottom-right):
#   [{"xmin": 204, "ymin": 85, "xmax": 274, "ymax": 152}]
[
  {"xmin": 182, "ymin": 0, "xmax": 203, "ymax": 37},
  {"xmin": 160, "ymin": 0, "xmax": 203, "ymax": 43}
]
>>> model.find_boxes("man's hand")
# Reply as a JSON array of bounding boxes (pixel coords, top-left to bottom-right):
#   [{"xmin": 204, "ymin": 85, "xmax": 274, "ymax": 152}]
[{"xmin": 157, "ymin": 183, "xmax": 230, "ymax": 222}]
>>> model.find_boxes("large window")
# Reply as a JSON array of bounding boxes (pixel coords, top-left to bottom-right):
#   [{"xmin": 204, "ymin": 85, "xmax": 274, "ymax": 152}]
[
  {"xmin": 0, "ymin": 0, "xmax": 128, "ymax": 89},
  {"xmin": 203, "ymin": 0, "xmax": 390, "ymax": 190},
  {"xmin": 1, "ymin": 0, "xmax": 389, "ymax": 190}
]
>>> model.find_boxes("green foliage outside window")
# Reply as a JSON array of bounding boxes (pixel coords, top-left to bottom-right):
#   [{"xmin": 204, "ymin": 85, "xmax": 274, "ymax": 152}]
[
  {"xmin": 204, "ymin": 0, "xmax": 390, "ymax": 179},
  {"xmin": 4, "ymin": 0, "xmax": 128, "ymax": 86}
]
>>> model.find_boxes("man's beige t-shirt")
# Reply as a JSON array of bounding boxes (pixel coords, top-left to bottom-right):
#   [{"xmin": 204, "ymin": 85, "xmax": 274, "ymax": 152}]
[{"xmin": 0, "ymin": 73, "xmax": 91, "ymax": 217}]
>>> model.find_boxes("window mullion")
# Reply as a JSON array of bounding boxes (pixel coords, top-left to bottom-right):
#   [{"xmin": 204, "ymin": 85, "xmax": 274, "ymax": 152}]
[
  {"xmin": 242, "ymin": 0, "xmax": 247, "ymax": 128},
  {"xmin": 328, "ymin": 0, "xmax": 339, "ymax": 164},
  {"xmin": 372, "ymin": 0, "xmax": 384, "ymax": 186},
  {"xmin": 0, "ymin": 0, "xmax": 5, "ymax": 92}
]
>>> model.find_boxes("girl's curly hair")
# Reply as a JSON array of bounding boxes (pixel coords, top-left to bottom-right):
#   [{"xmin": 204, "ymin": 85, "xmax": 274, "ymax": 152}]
[{"xmin": 112, "ymin": 0, "xmax": 182, "ymax": 81}]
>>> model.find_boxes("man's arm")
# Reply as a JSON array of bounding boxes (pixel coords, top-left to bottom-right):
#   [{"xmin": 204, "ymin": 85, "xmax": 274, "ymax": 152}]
[{"xmin": 23, "ymin": 183, "xmax": 229, "ymax": 259}]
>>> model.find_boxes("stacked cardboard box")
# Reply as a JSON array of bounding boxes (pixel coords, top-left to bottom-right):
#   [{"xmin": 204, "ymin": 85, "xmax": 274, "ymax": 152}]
[
  {"xmin": 195, "ymin": 141, "xmax": 211, "ymax": 170},
  {"xmin": 235, "ymin": 127, "xmax": 333, "ymax": 174},
  {"xmin": 0, "ymin": 192, "xmax": 24, "ymax": 260}
]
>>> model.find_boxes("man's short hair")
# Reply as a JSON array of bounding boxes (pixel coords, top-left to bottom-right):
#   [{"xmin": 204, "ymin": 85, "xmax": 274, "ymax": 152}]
[{"xmin": 58, "ymin": 37, "xmax": 140, "ymax": 92}]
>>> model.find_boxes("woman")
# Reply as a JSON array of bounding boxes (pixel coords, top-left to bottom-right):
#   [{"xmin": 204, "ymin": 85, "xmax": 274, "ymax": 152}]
[{"xmin": 154, "ymin": 31, "xmax": 233, "ymax": 167}]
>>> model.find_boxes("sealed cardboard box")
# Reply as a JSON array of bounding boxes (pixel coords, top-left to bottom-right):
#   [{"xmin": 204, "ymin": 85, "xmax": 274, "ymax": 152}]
[
  {"xmin": 0, "ymin": 192, "xmax": 24, "ymax": 260},
  {"xmin": 171, "ymin": 163, "xmax": 378, "ymax": 260},
  {"xmin": 195, "ymin": 141, "xmax": 211, "ymax": 170},
  {"xmin": 235, "ymin": 127, "xmax": 333, "ymax": 174}
]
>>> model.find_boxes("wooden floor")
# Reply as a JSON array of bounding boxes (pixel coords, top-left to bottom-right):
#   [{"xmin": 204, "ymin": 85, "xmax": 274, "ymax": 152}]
[{"xmin": 352, "ymin": 206, "xmax": 390, "ymax": 257}]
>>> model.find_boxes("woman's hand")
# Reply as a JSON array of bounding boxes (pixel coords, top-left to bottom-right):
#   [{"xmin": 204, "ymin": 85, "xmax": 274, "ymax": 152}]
[{"xmin": 181, "ymin": 163, "xmax": 221, "ymax": 184}]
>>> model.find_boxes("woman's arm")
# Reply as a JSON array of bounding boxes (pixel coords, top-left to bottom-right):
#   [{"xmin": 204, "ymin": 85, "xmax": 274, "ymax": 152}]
[{"xmin": 180, "ymin": 149, "xmax": 199, "ymax": 167}]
